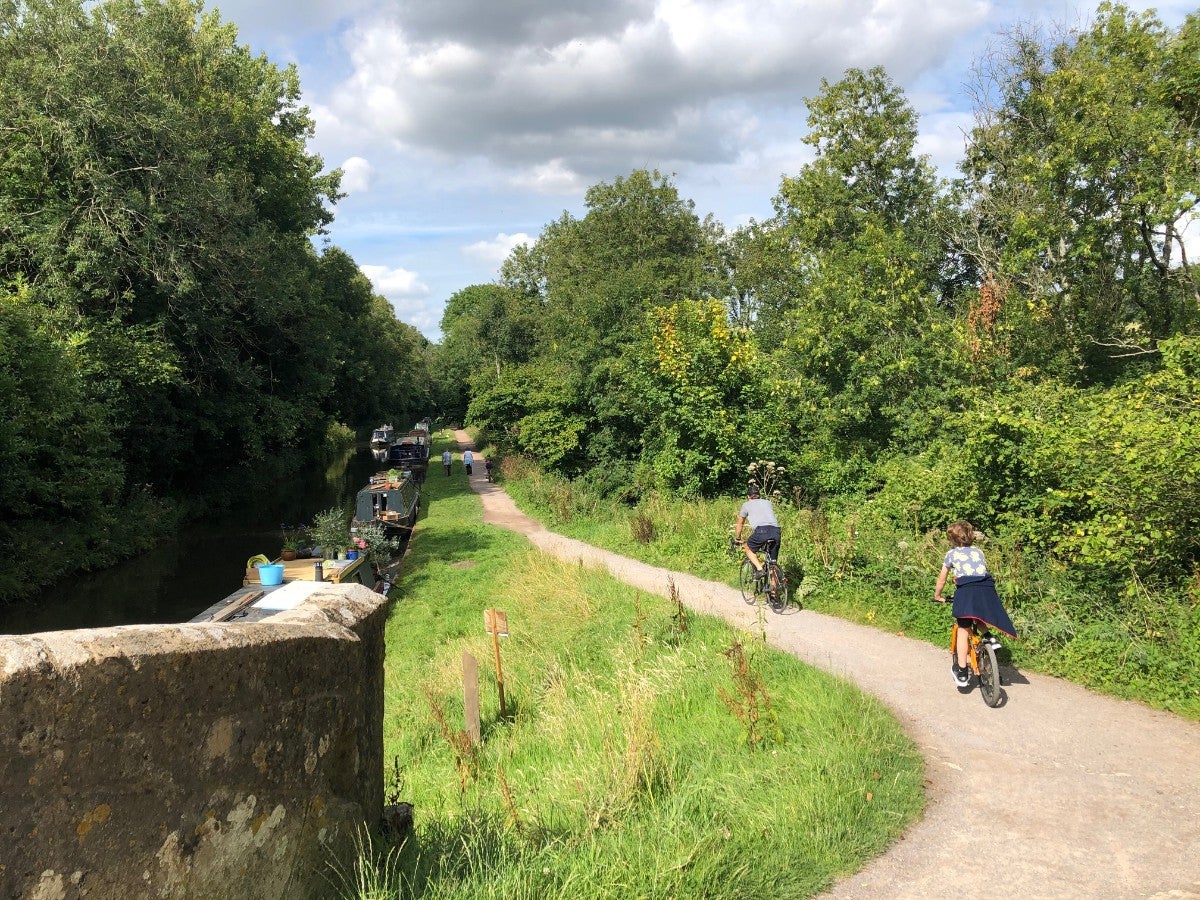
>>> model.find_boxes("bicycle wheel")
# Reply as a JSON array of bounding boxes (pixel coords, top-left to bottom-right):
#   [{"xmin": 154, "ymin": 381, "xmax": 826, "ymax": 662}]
[
  {"xmin": 976, "ymin": 640, "xmax": 1003, "ymax": 707},
  {"xmin": 739, "ymin": 559, "xmax": 758, "ymax": 604},
  {"xmin": 766, "ymin": 561, "xmax": 789, "ymax": 613}
]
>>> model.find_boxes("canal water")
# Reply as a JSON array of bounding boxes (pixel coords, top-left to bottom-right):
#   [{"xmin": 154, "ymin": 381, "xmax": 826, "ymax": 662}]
[{"xmin": 0, "ymin": 445, "xmax": 389, "ymax": 636}]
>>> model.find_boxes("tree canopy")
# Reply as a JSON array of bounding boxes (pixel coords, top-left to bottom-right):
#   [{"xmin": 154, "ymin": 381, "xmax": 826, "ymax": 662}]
[
  {"xmin": 0, "ymin": 0, "xmax": 430, "ymax": 599},
  {"xmin": 436, "ymin": 4, "xmax": 1200, "ymax": 608}
]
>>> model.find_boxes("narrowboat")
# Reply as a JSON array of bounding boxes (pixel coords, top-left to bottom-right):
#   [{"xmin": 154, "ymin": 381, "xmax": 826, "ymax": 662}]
[
  {"xmin": 354, "ymin": 470, "xmax": 420, "ymax": 538},
  {"xmin": 386, "ymin": 432, "xmax": 430, "ymax": 483}
]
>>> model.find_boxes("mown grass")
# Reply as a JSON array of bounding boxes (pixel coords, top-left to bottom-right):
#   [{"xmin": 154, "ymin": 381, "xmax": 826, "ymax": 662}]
[
  {"xmin": 341, "ymin": 433, "xmax": 924, "ymax": 898},
  {"xmin": 500, "ymin": 457, "xmax": 1200, "ymax": 720}
]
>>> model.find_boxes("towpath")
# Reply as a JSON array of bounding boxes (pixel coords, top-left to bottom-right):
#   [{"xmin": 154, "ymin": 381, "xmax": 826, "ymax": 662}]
[{"xmin": 453, "ymin": 432, "xmax": 1200, "ymax": 900}]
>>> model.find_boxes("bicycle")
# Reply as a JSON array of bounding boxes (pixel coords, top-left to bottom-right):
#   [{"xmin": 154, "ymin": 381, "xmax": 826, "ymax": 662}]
[
  {"xmin": 730, "ymin": 537, "xmax": 789, "ymax": 613},
  {"xmin": 933, "ymin": 600, "xmax": 1003, "ymax": 707}
]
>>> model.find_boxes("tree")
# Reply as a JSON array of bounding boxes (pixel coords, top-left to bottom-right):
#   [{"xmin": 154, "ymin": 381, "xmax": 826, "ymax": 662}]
[
  {"xmin": 741, "ymin": 67, "xmax": 959, "ymax": 487},
  {"xmin": 483, "ymin": 170, "xmax": 723, "ymax": 476},
  {"xmin": 0, "ymin": 0, "xmax": 342, "ymax": 484},
  {"xmin": 0, "ymin": 1, "xmax": 429, "ymax": 598},
  {"xmin": 956, "ymin": 4, "xmax": 1200, "ymax": 381},
  {"xmin": 431, "ymin": 283, "xmax": 539, "ymax": 423},
  {"xmin": 631, "ymin": 299, "xmax": 768, "ymax": 495}
]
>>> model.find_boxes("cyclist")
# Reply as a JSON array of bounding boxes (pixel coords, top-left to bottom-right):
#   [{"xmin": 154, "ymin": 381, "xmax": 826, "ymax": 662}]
[
  {"xmin": 733, "ymin": 485, "xmax": 781, "ymax": 577},
  {"xmin": 934, "ymin": 519, "xmax": 1017, "ymax": 686}
]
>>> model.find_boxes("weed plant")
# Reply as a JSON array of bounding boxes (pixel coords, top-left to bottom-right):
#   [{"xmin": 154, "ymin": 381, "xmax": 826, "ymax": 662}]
[
  {"xmin": 502, "ymin": 456, "xmax": 1200, "ymax": 719},
  {"xmin": 349, "ymin": 432, "xmax": 924, "ymax": 898}
]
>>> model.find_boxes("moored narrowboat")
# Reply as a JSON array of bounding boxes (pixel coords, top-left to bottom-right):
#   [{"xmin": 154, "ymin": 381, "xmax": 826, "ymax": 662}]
[{"xmin": 354, "ymin": 471, "xmax": 420, "ymax": 538}]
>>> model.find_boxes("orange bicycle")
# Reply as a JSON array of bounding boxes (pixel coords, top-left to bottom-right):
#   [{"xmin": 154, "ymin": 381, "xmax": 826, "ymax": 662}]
[{"xmin": 941, "ymin": 607, "xmax": 1004, "ymax": 707}]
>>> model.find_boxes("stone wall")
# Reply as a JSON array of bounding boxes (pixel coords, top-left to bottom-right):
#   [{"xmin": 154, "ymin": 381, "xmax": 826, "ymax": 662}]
[{"xmin": 0, "ymin": 584, "xmax": 388, "ymax": 899}]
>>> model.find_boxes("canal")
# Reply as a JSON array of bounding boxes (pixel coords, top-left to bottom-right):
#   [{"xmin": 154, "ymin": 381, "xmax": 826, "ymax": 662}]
[{"xmin": 0, "ymin": 445, "xmax": 389, "ymax": 636}]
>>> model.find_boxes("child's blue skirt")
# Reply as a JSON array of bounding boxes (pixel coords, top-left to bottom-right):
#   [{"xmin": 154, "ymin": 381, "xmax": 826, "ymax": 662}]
[{"xmin": 952, "ymin": 575, "xmax": 1017, "ymax": 638}]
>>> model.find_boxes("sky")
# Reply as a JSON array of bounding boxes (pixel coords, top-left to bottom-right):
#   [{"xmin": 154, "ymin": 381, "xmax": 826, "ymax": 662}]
[{"xmin": 208, "ymin": 0, "xmax": 1194, "ymax": 341}]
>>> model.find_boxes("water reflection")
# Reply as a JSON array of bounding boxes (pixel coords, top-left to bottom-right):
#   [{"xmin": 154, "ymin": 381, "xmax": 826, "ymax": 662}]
[{"xmin": 0, "ymin": 445, "xmax": 383, "ymax": 635}]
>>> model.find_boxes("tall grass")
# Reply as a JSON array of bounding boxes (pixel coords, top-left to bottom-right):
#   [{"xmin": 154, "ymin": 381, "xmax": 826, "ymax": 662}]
[
  {"xmin": 502, "ymin": 456, "xmax": 1200, "ymax": 719},
  {"xmin": 343, "ymin": 433, "xmax": 923, "ymax": 898}
]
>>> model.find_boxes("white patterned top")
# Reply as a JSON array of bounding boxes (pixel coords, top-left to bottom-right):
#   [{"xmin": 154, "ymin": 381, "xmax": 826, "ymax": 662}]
[{"xmin": 944, "ymin": 546, "xmax": 989, "ymax": 579}]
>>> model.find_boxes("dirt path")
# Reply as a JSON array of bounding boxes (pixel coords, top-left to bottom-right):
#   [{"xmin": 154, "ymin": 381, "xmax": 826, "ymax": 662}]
[{"xmin": 453, "ymin": 432, "xmax": 1200, "ymax": 899}]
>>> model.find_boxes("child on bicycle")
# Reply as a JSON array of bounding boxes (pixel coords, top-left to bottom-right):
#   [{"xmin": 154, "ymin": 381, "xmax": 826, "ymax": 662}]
[{"xmin": 934, "ymin": 519, "xmax": 1017, "ymax": 687}]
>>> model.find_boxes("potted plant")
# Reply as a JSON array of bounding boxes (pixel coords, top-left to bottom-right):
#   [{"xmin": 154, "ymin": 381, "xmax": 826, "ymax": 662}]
[
  {"xmin": 352, "ymin": 521, "xmax": 399, "ymax": 566},
  {"xmin": 309, "ymin": 507, "xmax": 350, "ymax": 561},
  {"xmin": 280, "ymin": 524, "xmax": 308, "ymax": 561}
]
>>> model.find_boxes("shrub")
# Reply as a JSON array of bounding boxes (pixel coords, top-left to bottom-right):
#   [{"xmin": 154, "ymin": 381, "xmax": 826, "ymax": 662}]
[{"xmin": 630, "ymin": 511, "xmax": 656, "ymax": 544}]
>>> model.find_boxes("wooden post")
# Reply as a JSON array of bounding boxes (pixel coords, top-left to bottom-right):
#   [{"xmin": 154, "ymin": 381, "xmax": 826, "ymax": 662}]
[
  {"xmin": 463, "ymin": 651, "xmax": 480, "ymax": 744},
  {"xmin": 484, "ymin": 609, "xmax": 509, "ymax": 719}
]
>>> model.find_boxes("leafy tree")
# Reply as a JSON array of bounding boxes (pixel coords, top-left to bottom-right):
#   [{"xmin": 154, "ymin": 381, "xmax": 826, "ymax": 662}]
[
  {"xmin": 0, "ymin": 282, "xmax": 168, "ymax": 598},
  {"xmin": 467, "ymin": 358, "xmax": 587, "ymax": 469},
  {"xmin": 431, "ymin": 283, "xmax": 538, "ymax": 423},
  {"xmin": 956, "ymin": 4, "xmax": 1200, "ymax": 381},
  {"xmin": 481, "ymin": 170, "xmax": 723, "ymax": 475},
  {"xmin": 632, "ymin": 299, "xmax": 764, "ymax": 495},
  {"xmin": 0, "ymin": 1, "xmax": 429, "ymax": 598},
  {"xmin": 0, "ymin": 0, "xmax": 342, "ymax": 484},
  {"xmin": 954, "ymin": 334, "xmax": 1200, "ymax": 586},
  {"xmin": 742, "ymin": 67, "xmax": 960, "ymax": 487}
]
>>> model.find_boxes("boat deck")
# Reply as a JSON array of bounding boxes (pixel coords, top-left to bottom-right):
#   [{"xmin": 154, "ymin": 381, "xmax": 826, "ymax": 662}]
[{"xmin": 190, "ymin": 556, "xmax": 372, "ymax": 624}]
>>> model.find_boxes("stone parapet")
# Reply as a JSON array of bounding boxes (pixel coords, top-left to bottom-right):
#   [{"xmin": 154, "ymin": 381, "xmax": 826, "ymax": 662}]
[{"xmin": 0, "ymin": 584, "xmax": 388, "ymax": 899}]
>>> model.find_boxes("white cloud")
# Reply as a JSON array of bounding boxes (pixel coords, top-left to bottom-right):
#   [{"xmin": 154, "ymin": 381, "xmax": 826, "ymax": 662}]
[
  {"xmin": 325, "ymin": 0, "xmax": 992, "ymax": 182},
  {"xmin": 339, "ymin": 156, "xmax": 375, "ymax": 193},
  {"xmin": 510, "ymin": 159, "xmax": 585, "ymax": 195},
  {"xmin": 463, "ymin": 232, "xmax": 533, "ymax": 267},
  {"xmin": 359, "ymin": 264, "xmax": 430, "ymax": 299},
  {"xmin": 915, "ymin": 111, "xmax": 975, "ymax": 179},
  {"xmin": 217, "ymin": 0, "xmax": 1199, "ymax": 343}
]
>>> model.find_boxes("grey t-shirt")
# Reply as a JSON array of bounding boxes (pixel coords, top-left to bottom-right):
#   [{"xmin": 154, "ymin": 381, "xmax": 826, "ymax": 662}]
[{"xmin": 738, "ymin": 498, "xmax": 779, "ymax": 529}]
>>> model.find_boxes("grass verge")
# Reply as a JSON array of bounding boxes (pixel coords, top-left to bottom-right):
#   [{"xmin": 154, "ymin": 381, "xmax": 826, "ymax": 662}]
[{"xmin": 342, "ymin": 433, "xmax": 924, "ymax": 898}]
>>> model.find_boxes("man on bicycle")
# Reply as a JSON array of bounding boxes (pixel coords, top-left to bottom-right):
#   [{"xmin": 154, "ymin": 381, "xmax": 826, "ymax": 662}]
[{"xmin": 734, "ymin": 485, "xmax": 781, "ymax": 574}]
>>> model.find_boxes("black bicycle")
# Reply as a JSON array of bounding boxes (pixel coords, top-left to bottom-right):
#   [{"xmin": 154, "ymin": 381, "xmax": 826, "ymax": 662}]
[{"xmin": 730, "ymin": 537, "xmax": 789, "ymax": 613}]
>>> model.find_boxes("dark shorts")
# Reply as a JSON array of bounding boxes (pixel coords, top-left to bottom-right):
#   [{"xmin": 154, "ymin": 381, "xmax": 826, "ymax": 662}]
[{"xmin": 746, "ymin": 525, "xmax": 781, "ymax": 557}]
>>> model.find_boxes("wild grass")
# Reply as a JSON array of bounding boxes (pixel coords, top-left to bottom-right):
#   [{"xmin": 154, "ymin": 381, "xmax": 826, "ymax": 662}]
[
  {"xmin": 346, "ymin": 432, "xmax": 924, "ymax": 898},
  {"xmin": 502, "ymin": 457, "xmax": 1200, "ymax": 719}
]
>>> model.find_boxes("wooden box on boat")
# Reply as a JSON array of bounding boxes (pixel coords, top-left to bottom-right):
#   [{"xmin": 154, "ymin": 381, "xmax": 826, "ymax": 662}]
[{"xmin": 243, "ymin": 555, "xmax": 368, "ymax": 587}]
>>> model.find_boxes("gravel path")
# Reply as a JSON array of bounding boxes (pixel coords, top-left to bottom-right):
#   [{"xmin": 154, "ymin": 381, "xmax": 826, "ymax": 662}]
[{"xmin": 454, "ymin": 432, "xmax": 1200, "ymax": 900}]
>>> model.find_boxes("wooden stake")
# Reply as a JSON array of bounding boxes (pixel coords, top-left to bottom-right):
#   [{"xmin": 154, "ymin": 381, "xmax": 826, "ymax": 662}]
[
  {"xmin": 492, "ymin": 621, "xmax": 506, "ymax": 718},
  {"xmin": 484, "ymin": 609, "xmax": 509, "ymax": 719},
  {"xmin": 463, "ymin": 651, "xmax": 480, "ymax": 744}
]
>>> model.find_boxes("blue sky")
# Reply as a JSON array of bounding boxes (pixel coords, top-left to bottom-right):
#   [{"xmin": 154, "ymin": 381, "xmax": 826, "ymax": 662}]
[{"xmin": 210, "ymin": 0, "xmax": 1193, "ymax": 340}]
